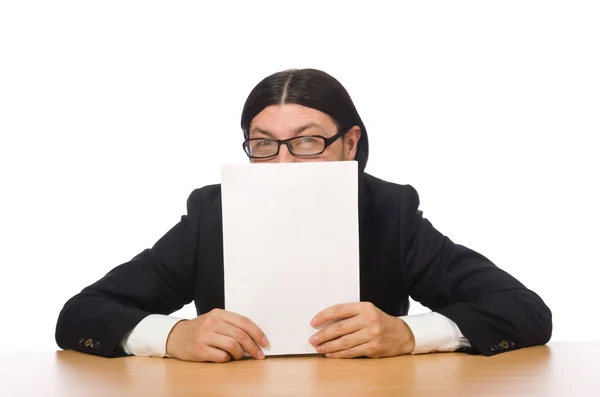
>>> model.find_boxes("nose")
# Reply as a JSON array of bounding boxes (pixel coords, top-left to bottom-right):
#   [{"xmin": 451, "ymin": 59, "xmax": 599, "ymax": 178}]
[{"xmin": 274, "ymin": 143, "xmax": 294, "ymax": 163}]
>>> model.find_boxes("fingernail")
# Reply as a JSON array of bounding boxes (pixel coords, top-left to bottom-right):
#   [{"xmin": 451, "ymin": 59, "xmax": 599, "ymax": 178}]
[
  {"xmin": 309, "ymin": 335, "xmax": 318, "ymax": 344},
  {"xmin": 257, "ymin": 350, "xmax": 265, "ymax": 359},
  {"xmin": 317, "ymin": 345, "xmax": 325, "ymax": 353},
  {"xmin": 311, "ymin": 317, "xmax": 317, "ymax": 326},
  {"xmin": 325, "ymin": 353, "xmax": 332, "ymax": 358},
  {"xmin": 262, "ymin": 337, "xmax": 269, "ymax": 346}
]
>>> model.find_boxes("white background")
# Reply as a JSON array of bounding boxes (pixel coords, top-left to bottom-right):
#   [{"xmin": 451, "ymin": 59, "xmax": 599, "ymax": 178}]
[{"xmin": 0, "ymin": 1, "xmax": 598, "ymax": 352}]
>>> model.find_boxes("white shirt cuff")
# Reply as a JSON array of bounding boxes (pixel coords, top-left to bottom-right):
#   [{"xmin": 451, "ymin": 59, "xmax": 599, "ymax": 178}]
[
  {"xmin": 121, "ymin": 314, "xmax": 185, "ymax": 357},
  {"xmin": 399, "ymin": 312, "xmax": 469, "ymax": 354}
]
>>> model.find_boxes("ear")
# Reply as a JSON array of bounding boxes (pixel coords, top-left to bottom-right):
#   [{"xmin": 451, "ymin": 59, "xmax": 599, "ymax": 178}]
[{"xmin": 343, "ymin": 125, "xmax": 361, "ymax": 161}]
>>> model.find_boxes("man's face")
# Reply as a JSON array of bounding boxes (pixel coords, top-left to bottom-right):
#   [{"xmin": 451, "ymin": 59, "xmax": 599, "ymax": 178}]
[{"xmin": 248, "ymin": 104, "xmax": 361, "ymax": 163}]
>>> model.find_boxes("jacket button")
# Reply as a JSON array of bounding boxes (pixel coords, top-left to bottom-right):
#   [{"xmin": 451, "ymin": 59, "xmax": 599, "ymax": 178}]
[
  {"xmin": 85, "ymin": 339, "xmax": 93, "ymax": 347},
  {"xmin": 500, "ymin": 340, "xmax": 509, "ymax": 350},
  {"xmin": 490, "ymin": 345, "xmax": 498, "ymax": 352},
  {"xmin": 94, "ymin": 341, "xmax": 102, "ymax": 349},
  {"xmin": 78, "ymin": 338, "xmax": 84, "ymax": 345}
]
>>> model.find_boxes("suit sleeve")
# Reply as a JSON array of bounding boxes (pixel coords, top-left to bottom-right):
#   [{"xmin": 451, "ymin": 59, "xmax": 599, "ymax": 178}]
[
  {"xmin": 398, "ymin": 185, "xmax": 552, "ymax": 356},
  {"xmin": 55, "ymin": 188, "xmax": 203, "ymax": 357}
]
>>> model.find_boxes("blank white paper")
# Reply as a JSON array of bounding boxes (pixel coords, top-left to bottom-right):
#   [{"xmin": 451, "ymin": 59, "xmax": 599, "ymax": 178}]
[{"xmin": 221, "ymin": 161, "xmax": 360, "ymax": 356}]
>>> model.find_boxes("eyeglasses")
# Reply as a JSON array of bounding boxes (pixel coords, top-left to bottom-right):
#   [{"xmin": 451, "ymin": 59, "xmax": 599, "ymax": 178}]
[{"xmin": 243, "ymin": 129, "xmax": 347, "ymax": 159}]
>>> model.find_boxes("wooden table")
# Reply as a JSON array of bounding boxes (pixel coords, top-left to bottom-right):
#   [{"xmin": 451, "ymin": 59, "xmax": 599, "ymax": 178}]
[{"xmin": 0, "ymin": 342, "xmax": 596, "ymax": 396}]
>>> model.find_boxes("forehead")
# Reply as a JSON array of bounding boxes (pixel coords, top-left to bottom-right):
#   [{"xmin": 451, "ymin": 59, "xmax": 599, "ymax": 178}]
[{"xmin": 250, "ymin": 104, "xmax": 337, "ymax": 134}]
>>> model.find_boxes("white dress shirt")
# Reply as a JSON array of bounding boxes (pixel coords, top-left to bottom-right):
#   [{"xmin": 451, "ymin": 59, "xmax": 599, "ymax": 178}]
[{"xmin": 121, "ymin": 312, "xmax": 470, "ymax": 357}]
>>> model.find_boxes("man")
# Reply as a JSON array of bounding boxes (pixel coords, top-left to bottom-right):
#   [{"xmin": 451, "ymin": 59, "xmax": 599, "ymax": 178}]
[{"xmin": 56, "ymin": 68, "xmax": 552, "ymax": 362}]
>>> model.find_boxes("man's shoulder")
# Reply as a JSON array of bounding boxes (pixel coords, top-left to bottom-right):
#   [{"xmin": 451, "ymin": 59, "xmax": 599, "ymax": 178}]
[
  {"xmin": 186, "ymin": 183, "xmax": 222, "ymax": 212},
  {"xmin": 189, "ymin": 183, "xmax": 222, "ymax": 198},
  {"xmin": 362, "ymin": 173, "xmax": 420, "ymax": 207}
]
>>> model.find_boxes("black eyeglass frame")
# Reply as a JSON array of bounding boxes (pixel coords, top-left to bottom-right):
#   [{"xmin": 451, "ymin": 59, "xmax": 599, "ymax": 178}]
[{"xmin": 242, "ymin": 129, "xmax": 348, "ymax": 159}]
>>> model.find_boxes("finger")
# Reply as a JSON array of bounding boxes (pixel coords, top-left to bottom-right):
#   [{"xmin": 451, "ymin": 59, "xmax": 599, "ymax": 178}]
[
  {"xmin": 202, "ymin": 346, "xmax": 233, "ymax": 363},
  {"xmin": 216, "ymin": 322, "xmax": 265, "ymax": 360},
  {"xmin": 208, "ymin": 334, "xmax": 245, "ymax": 360},
  {"xmin": 311, "ymin": 303, "xmax": 363, "ymax": 327},
  {"xmin": 325, "ymin": 340, "xmax": 375, "ymax": 359},
  {"xmin": 309, "ymin": 316, "xmax": 362, "ymax": 346},
  {"xmin": 315, "ymin": 328, "xmax": 371, "ymax": 354},
  {"xmin": 216, "ymin": 310, "xmax": 269, "ymax": 347}
]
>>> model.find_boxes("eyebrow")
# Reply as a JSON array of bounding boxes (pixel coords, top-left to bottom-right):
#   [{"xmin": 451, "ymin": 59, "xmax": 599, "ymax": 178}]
[{"xmin": 250, "ymin": 123, "xmax": 325, "ymax": 138}]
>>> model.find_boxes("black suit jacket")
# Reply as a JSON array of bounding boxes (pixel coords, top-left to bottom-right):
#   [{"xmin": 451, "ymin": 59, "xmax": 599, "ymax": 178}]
[{"xmin": 55, "ymin": 173, "xmax": 552, "ymax": 357}]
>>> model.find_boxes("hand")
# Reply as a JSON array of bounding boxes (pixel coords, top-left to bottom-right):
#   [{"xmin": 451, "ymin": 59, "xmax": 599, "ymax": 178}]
[
  {"xmin": 309, "ymin": 302, "xmax": 415, "ymax": 358},
  {"xmin": 166, "ymin": 309, "xmax": 269, "ymax": 363}
]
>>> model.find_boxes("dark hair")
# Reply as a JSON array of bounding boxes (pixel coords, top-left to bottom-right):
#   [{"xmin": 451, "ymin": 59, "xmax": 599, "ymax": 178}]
[{"xmin": 240, "ymin": 68, "xmax": 369, "ymax": 174}]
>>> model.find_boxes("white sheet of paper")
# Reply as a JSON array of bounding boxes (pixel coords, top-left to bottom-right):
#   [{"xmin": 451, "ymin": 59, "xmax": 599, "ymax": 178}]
[{"xmin": 221, "ymin": 161, "xmax": 360, "ymax": 356}]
